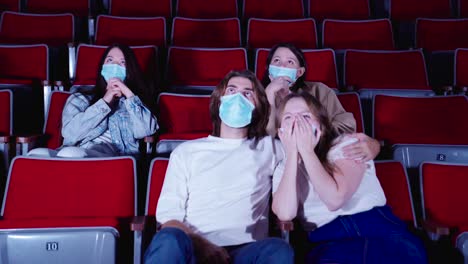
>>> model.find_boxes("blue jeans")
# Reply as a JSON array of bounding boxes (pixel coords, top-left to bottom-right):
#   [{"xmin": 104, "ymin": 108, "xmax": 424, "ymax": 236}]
[
  {"xmin": 306, "ymin": 206, "xmax": 428, "ymax": 264},
  {"xmin": 144, "ymin": 227, "xmax": 294, "ymax": 264}
]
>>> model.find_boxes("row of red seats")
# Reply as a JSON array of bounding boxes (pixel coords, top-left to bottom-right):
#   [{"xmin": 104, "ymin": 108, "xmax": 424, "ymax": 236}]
[
  {"xmin": 0, "ymin": 155, "xmax": 466, "ymax": 263},
  {"xmin": 1, "ymin": 43, "xmax": 468, "ymax": 136},
  {"xmin": 1, "ymin": 0, "xmax": 468, "ymax": 20},
  {"xmin": 2, "ymin": 11, "xmax": 468, "ymax": 51},
  {"xmin": 3, "ymin": 87, "xmax": 467, "ymax": 168},
  {"xmin": 1, "ymin": 12, "xmax": 467, "ymax": 90},
  {"xmin": 3, "ymin": 44, "xmax": 468, "ymax": 97}
]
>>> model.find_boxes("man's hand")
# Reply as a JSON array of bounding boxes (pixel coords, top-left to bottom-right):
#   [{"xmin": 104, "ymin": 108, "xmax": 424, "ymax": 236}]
[
  {"xmin": 342, "ymin": 133, "xmax": 381, "ymax": 162},
  {"xmin": 161, "ymin": 220, "xmax": 230, "ymax": 264},
  {"xmin": 189, "ymin": 234, "xmax": 230, "ymax": 264}
]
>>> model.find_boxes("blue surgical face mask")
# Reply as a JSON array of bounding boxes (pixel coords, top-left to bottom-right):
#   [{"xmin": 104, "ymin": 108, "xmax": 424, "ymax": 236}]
[
  {"xmin": 219, "ymin": 93, "xmax": 255, "ymax": 128},
  {"xmin": 268, "ymin": 65, "xmax": 298, "ymax": 83},
  {"xmin": 101, "ymin": 63, "xmax": 126, "ymax": 82}
]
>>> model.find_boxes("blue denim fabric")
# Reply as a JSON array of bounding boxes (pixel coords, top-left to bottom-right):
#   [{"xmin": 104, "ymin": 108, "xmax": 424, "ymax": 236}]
[
  {"xmin": 227, "ymin": 237, "xmax": 294, "ymax": 264},
  {"xmin": 144, "ymin": 227, "xmax": 195, "ymax": 264},
  {"xmin": 144, "ymin": 228, "xmax": 294, "ymax": 264},
  {"xmin": 306, "ymin": 206, "xmax": 428, "ymax": 264},
  {"xmin": 61, "ymin": 93, "xmax": 158, "ymax": 155}
]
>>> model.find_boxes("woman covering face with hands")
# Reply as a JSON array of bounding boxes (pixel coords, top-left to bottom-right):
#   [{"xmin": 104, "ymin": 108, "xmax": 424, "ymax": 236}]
[
  {"xmin": 28, "ymin": 44, "xmax": 158, "ymax": 158},
  {"xmin": 272, "ymin": 92, "xmax": 427, "ymax": 264}
]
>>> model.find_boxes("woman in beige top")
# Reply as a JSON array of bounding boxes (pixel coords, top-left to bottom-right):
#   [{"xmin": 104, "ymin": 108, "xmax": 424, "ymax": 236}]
[{"xmin": 262, "ymin": 43, "xmax": 380, "ymax": 162}]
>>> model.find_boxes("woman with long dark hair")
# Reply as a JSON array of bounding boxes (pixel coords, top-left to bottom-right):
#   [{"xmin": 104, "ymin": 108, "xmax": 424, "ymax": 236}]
[{"xmin": 29, "ymin": 44, "xmax": 158, "ymax": 157}]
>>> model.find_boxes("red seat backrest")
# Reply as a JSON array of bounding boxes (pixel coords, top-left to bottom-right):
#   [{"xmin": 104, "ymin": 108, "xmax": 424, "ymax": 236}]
[
  {"xmin": 167, "ymin": 47, "xmax": 247, "ymax": 87},
  {"xmin": 247, "ymin": 18, "xmax": 317, "ymax": 49},
  {"xmin": 109, "ymin": 0, "xmax": 171, "ymax": 18},
  {"xmin": 375, "ymin": 161, "xmax": 415, "ymax": 225},
  {"xmin": 336, "ymin": 92, "xmax": 364, "ymax": 133},
  {"xmin": 243, "ymin": 0, "xmax": 304, "ymax": 19},
  {"xmin": 2, "ymin": 156, "xmax": 136, "ymax": 219},
  {"xmin": 455, "ymin": 48, "xmax": 468, "ymax": 87},
  {"xmin": 373, "ymin": 95, "xmax": 468, "ymax": 145},
  {"xmin": 158, "ymin": 93, "xmax": 212, "ymax": 134},
  {"xmin": 390, "ymin": 0, "xmax": 452, "ymax": 21},
  {"xmin": 421, "ymin": 162, "xmax": 468, "ymax": 227},
  {"xmin": 309, "ymin": 0, "xmax": 369, "ymax": 22},
  {"xmin": 345, "ymin": 50, "xmax": 430, "ymax": 90},
  {"xmin": 416, "ymin": 18, "xmax": 468, "ymax": 52},
  {"xmin": 95, "ymin": 15, "xmax": 166, "ymax": 47},
  {"xmin": 0, "ymin": 0, "xmax": 20, "ymax": 12},
  {"xmin": 26, "ymin": 0, "xmax": 89, "ymax": 17},
  {"xmin": 177, "ymin": 0, "xmax": 238, "ymax": 18},
  {"xmin": 323, "ymin": 19, "xmax": 394, "ymax": 50},
  {"xmin": 0, "ymin": 44, "xmax": 48, "ymax": 84},
  {"xmin": 171, "ymin": 17, "xmax": 241, "ymax": 48},
  {"xmin": 0, "ymin": 11, "xmax": 74, "ymax": 45},
  {"xmin": 0, "ymin": 90, "xmax": 12, "ymax": 136},
  {"xmin": 461, "ymin": 0, "xmax": 468, "ymax": 17},
  {"xmin": 146, "ymin": 158, "xmax": 169, "ymax": 216},
  {"xmin": 43, "ymin": 91, "xmax": 71, "ymax": 149}
]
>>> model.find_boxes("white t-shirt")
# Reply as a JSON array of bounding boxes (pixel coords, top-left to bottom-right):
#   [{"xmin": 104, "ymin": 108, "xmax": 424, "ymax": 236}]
[
  {"xmin": 156, "ymin": 135, "xmax": 284, "ymax": 246},
  {"xmin": 273, "ymin": 136, "xmax": 386, "ymax": 229}
]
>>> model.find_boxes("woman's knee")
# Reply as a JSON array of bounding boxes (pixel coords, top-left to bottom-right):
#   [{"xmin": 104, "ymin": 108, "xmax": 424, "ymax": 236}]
[
  {"xmin": 148, "ymin": 227, "xmax": 192, "ymax": 250},
  {"xmin": 27, "ymin": 148, "xmax": 57, "ymax": 157},
  {"xmin": 57, "ymin": 147, "xmax": 87, "ymax": 158},
  {"xmin": 260, "ymin": 238, "xmax": 294, "ymax": 263},
  {"xmin": 144, "ymin": 227, "xmax": 193, "ymax": 262}
]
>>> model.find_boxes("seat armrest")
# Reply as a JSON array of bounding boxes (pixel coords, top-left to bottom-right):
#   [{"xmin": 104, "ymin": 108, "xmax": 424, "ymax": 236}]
[
  {"xmin": 378, "ymin": 140, "xmax": 386, "ymax": 148},
  {"xmin": 16, "ymin": 135, "xmax": 41, "ymax": 144},
  {"xmin": 132, "ymin": 216, "xmax": 157, "ymax": 264},
  {"xmin": 16, "ymin": 135, "xmax": 42, "ymax": 155},
  {"xmin": 0, "ymin": 136, "xmax": 11, "ymax": 143},
  {"xmin": 54, "ymin": 81, "xmax": 65, "ymax": 91},
  {"xmin": 422, "ymin": 218, "xmax": 450, "ymax": 236},
  {"xmin": 131, "ymin": 215, "xmax": 157, "ymax": 232},
  {"xmin": 0, "ymin": 136, "xmax": 12, "ymax": 169},
  {"xmin": 88, "ymin": 16, "xmax": 95, "ymax": 44},
  {"xmin": 277, "ymin": 220, "xmax": 294, "ymax": 232},
  {"xmin": 131, "ymin": 216, "xmax": 149, "ymax": 231},
  {"xmin": 345, "ymin": 85, "xmax": 356, "ymax": 92},
  {"xmin": 439, "ymin": 85, "xmax": 453, "ymax": 95},
  {"xmin": 456, "ymin": 86, "xmax": 468, "ymax": 95},
  {"xmin": 143, "ymin": 134, "xmax": 157, "ymax": 155},
  {"xmin": 276, "ymin": 219, "xmax": 294, "ymax": 243},
  {"xmin": 68, "ymin": 43, "xmax": 76, "ymax": 82},
  {"xmin": 144, "ymin": 135, "xmax": 156, "ymax": 143}
]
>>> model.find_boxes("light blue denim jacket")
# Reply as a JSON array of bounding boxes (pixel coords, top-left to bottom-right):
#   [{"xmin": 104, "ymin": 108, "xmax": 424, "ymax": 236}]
[{"xmin": 61, "ymin": 93, "xmax": 158, "ymax": 155}]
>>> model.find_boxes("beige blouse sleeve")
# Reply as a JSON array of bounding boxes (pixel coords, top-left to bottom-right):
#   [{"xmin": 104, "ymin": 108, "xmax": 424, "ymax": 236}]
[{"xmin": 304, "ymin": 82, "xmax": 356, "ymax": 134}]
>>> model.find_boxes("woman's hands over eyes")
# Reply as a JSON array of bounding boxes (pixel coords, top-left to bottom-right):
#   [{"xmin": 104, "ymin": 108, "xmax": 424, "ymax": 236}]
[
  {"xmin": 279, "ymin": 114, "xmax": 321, "ymax": 157},
  {"xmin": 342, "ymin": 133, "xmax": 380, "ymax": 162},
  {"xmin": 294, "ymin": 115, "xmax": 321, "ymax": 155}
]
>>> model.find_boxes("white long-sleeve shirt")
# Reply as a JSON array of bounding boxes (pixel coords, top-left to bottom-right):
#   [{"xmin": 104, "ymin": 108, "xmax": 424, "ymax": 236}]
[
  {"xmin": 273, "ymin": 136, "xmax": 386, "ymax": 230},
  {"xmin": 156, "ymin": 135, "xmax": 284, "ymax": 246}
]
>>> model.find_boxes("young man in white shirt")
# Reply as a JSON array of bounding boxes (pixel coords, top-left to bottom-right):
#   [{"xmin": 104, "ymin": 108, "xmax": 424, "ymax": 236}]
[{"xmin": 144, "ymin": 70, "xmax": 293, "ymax": 263}]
